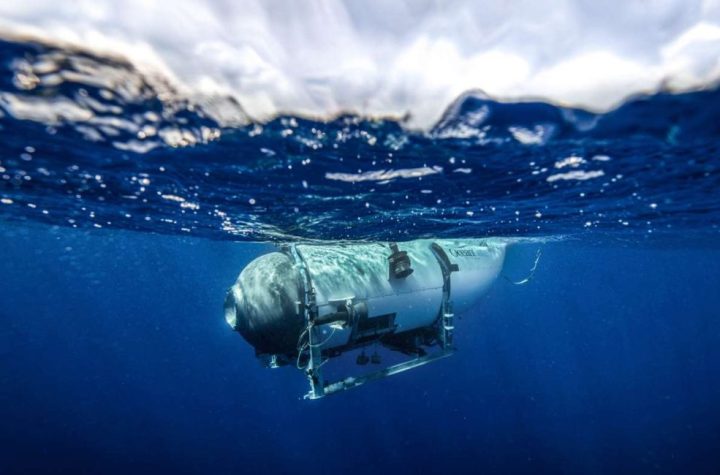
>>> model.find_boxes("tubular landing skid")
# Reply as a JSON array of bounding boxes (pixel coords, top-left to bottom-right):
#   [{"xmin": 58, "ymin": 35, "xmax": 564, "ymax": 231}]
[{"xmin": 304, "ymin": 348, "xmax": 455, "ymax": 400}]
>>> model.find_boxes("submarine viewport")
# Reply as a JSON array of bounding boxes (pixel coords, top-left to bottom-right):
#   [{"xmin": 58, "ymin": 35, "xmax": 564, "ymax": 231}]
[{"xmin": 224, "ymin": 239, "xmax": 506, "ymax": 399}]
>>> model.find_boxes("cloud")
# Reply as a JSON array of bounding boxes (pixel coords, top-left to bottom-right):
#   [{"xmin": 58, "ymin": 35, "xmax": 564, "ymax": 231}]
[{"xmin": 1, "ymin": 0, "xmax": 719, "ymax": 128}]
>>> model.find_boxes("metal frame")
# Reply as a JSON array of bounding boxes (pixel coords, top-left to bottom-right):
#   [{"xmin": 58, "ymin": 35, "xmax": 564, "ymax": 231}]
[
  {"xmin": 431, "ymin": 242, "xmax": 458, "ymax": 351},
  {"xmin": 309, "ymin": 349, "xmax": 454, "ymax": 399},
  {"xmin": 286, "ymin": 244, "xmax": 325, "ymax": 399},
  {"xmin": 285, "ymin": 242, "xmax": 459, "ymax": 400}
]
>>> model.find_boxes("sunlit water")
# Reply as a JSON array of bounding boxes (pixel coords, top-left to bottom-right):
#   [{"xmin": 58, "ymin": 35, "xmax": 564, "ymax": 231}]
[{"xmin": 1, "ymin": 37, "xmax": 720, "ymax": 474}]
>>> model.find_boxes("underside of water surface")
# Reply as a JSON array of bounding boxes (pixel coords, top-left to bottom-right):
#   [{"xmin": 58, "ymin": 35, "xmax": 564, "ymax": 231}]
[{"xmin": 0, "ymin": 37, "xmax": 718, "ymax": 244}]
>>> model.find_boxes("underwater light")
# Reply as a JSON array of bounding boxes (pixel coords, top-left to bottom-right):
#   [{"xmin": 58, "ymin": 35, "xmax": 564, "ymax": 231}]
[{"xmin": 224, "ymin": 239, "xmax": 505, "ymax": 399}]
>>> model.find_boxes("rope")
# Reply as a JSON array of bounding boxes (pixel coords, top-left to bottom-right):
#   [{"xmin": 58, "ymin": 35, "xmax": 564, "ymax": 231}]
[
  {"xmin": 296, "ymin": 325, "xmax": 310, "ymax": 370},
  {"xmin": 503, "ymin": 248, "xmax": 542, "ymax": 286},
  {"xmin": 309, "ymin": 326, "xmax": 337, "ymax": 348},
  {"xmin": 295, "ymin": 323, "xmax": 338, "ymax": 369}
]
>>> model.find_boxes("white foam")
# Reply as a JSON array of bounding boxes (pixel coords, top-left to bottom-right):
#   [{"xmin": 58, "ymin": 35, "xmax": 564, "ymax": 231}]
[
  {"xmin": 547, "ymin": 170, "xmax": 605, "ymax": 182},
  {"xmin": 325, "ymin": 166, "xmax": 442, "ymax": 183},
  {"xmin": 1, "ymin": 0, "xmax": 719, "ymax": 129}
]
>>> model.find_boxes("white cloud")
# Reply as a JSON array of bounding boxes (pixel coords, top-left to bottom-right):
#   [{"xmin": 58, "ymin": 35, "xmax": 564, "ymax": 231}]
[{"xmin": 0, "ymin": 0, "xmax": 719, "ymax": 128}]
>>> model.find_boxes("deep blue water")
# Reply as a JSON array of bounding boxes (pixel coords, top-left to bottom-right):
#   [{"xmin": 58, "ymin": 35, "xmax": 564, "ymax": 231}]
[{"xmin": 1, "ymin": 37, "xmax": 720, "ymax": 474}]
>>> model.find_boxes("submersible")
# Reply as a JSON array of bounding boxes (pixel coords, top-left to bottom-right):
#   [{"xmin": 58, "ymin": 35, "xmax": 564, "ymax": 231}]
[{"xmin": 225, "ymin": 239, "xmax": 505, "ymax": 399}]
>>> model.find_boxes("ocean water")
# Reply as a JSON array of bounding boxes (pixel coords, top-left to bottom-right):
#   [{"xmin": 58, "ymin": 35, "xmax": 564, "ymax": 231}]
[{"xmin": 1, "ymin": 37, "xmax": 720, "ymax": 474}]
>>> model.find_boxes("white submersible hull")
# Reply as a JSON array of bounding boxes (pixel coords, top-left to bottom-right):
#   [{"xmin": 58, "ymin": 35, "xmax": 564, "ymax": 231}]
[{"xmin": 225, "ymin": 239, "xmax": 506, "ymax": 399}]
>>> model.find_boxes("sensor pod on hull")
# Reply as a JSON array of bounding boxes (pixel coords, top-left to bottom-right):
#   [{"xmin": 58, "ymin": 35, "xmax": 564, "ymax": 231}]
[{"xmin": 224, "ymin": 239, "xmax": 505, "ymax": 399}]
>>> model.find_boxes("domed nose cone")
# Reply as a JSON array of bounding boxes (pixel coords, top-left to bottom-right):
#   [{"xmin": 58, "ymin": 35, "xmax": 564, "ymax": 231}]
[{"xmin": 226, "ymin": 252, "xmax": 304, "ymax": 354}]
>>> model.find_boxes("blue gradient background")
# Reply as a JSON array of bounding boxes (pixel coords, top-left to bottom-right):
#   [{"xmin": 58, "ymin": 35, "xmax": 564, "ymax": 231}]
[{"xmin": 1, "ymin": 225, "xmax": 719, "ymax": 474}]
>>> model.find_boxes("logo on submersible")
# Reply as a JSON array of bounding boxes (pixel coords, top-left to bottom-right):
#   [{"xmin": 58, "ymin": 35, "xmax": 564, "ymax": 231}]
[{"xmin": 448, "ymin": 248, "xmax": 477, "ymax": 258}]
